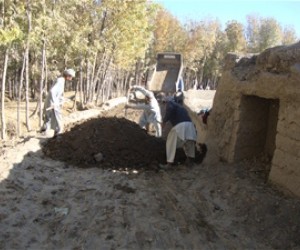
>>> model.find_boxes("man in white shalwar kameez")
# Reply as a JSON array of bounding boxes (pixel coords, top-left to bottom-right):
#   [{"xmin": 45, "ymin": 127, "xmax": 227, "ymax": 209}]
[
  {"xmin": 160, "ymin": 97, "xmax": 197, "ymax": 168},
  {"xmin": 126, "ymin": 85, "xmax": 162, "ymax": 137},
  {"xmin": 40, "ymin": 69, "xmax": 75, "ymax": 137}
]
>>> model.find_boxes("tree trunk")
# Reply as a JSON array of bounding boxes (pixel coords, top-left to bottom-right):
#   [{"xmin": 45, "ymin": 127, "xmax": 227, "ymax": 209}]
[
  {"xmin": 84, "ymin": 59, "xmax": 90, "ymax": 104},
  {"xmin": 30, "ymin": 38, "xmax": 46, "ymax": 121},
  {"xmin": 95, "ymin": 57, "xmax": 109, "ymax": 104},
  {"xmin": 124, "ymin": 71, "xmax": 131, "ymax": 95},
  {"xmin": 199, "ymin": 52, "xmax": 207, "ymax": 87},
  {"xmin": 13, "ymin": 76, "xmax": 18, "ymax": 100},
  {"xmin": 25, "ymin": 0, "xmax": 32, "ymax": 131},
  {"xmin": 8, "ymin": 77, "xmax": 12, "ymax": 100},
  {"xmin": 25, "ymin": 46, "xmax": 31, "ymax": 131},
  {"xmin": 17, "ymin": 50, "xmax": 26, "ymax": 137},
  {"xmin": 91, "ymin": 52, "xmax": 107, "ymax": 104},
  {"xmin": 30, "ymin": 80, "xmax": 39, "ymax": 118},
  {"xmin": 96, "ymin": 54, "xmax": 112, "ymax": 104},
  {"xmin": 72, "ymin": 79, "xmax": 78, "ymax": 111},
  {"xmin": 95, "ymin": 81, "xmax": 102, "ymax": 105},
  {"xmin": 79, "ymin": 59, "xmax": 84, "ymax": 109},
  {"xmin": 134, "ymin": 60, "xmax": 143, "ymax": 86},
  {"xmin": 39, "ymin": 38, "xmax": 46, "ymax": 126},
  {"xmin": 13, "ymin": 71, "xmax": 18, "ymax": 100},
  {"xmin": 1, "ymin": 48, "xmax": 9, "ymax": 140},
  {"xmin": 88, "ymin": 52, "xmax": 97, "ymax": 103}
]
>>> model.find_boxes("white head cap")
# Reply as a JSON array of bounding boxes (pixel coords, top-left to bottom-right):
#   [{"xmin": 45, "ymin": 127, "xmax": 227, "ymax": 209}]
[{"xmin": 64, "ymin": 68, "xmax": 76, "ymax": 78}]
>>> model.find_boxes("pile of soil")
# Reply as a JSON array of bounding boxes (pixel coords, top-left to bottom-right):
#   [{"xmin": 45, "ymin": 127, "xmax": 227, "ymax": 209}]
[
  {"xmin": 43, "ymin": 117, "xmax": 166, "ymax": 170},
  {"xmin": 43, "ymin": 113, "xmax": 206, "ymax": 170}
]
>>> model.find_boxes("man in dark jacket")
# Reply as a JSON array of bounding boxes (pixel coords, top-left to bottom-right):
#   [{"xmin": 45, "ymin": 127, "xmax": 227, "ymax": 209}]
[{"xmin": 160, "ymin": 97, "xmax": 197, "ymax": 169}]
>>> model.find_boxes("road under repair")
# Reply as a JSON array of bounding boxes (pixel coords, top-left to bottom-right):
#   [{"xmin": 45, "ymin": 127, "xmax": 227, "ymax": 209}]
[{"xmin": 0, "ymin": 95, "xmax": 300, "ymax": 249}]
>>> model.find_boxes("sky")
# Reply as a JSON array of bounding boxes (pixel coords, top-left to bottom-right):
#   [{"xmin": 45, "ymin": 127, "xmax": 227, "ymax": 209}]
[{"xmin": 154, "ymin": 0, "xmax": 300, "ymax": 38}]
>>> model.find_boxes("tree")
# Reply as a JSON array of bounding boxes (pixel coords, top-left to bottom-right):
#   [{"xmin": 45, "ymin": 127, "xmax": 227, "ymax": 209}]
[
  {"xmin": 258, "ymin": 17, "xmax": 282, "ymax": 51},
  {"xmin": 246, "ymin": 14, "xmax": 260, "ymax": 53},
  {"xmin": 183, "ymin": 19, "xmax": 224, "ymax": 89},
  {"xmin": 225, "ymin": 20, "xmax": 247, "ymax": 53},
  {"xmin": 282, "ymin": 26, "xmax": 298, "ymax": 45},
  {"xmin": 1, "ymin": 49, "xmax": 9, "ymax": 140},
  {"xmin": 0, "ymin": 0, "xmax": 23, "ymax": 139},
  {"xmin": 246, "ymin": 14, "xmax": 295, "ymax": 53},
  {"xmin": 1, "ymin": 0, "xmax": 299, "ymax": 140},
  {"xmin": 152, "ymin": 8, "xmax": 187, "ymax": 56}
]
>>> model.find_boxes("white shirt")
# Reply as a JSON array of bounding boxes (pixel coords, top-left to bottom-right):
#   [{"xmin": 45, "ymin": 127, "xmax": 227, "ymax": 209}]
[
  {"xmin": 50, "ymin": 77, "xmax": 65, "ymax": 107},
  {"xmin": 131, "ymin": 86, "xmax": 162, "ymax": 123}
]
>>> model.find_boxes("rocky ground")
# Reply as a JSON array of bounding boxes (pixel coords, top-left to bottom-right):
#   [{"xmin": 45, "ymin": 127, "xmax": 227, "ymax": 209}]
[{"xmin": 1, "ymin": 92, "xmax": 300, "ymax": 250}]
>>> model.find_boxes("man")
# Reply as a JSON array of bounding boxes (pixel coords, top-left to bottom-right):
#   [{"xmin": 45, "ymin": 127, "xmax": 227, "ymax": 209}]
[
  {"xmin": 173, "ymin": 91, "xmax": 184, "ymax": 105},
  {"xmin": 160, "ymin": 96, "xmax": 197, "ymax": 168},
  {"xmin": 197, "ymin": 108, "xmax": 211, "ymax": 125},
  {"xmin": 125, "ymin": 85, "xmax": 162, "ymax": 137},
  {"xmin": 40, "ymin": 68, "xmax": 76, "ymax": 137}
]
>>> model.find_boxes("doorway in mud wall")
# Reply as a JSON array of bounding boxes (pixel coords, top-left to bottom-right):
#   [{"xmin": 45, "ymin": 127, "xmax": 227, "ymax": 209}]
[{"xmin": 234, "ymin": 95, "xmax": 279, "ymax": 168}]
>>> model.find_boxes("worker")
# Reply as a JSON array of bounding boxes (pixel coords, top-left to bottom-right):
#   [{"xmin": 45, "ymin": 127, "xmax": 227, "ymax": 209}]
[
  {"xmin": 125, "ymin": 85, "xmax": 162, "ymax": 137},
  {"xmin": 40, "ymin": 68, "xmax": 76, "ymax": 137},
  {"xmin": 197, "ymin": 108, "xmax": 211, "ymax": 125},
  {"xmin": 173, "ymin": 91, "xmax": 184, "ymax": 105},
  {"xmin": 160, "ymin": 96, "xmax": 197, "ymax": 169}
]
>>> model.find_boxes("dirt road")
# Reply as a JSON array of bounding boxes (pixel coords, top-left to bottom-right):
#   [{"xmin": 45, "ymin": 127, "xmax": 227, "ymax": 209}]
[{"xmin": 0, "ymin": 94, "xmax": 300, "ymax": 249}]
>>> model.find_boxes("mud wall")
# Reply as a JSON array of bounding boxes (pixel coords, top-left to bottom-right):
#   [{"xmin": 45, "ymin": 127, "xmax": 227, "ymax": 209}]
[{"xmin": 206, "ymin": 42, "xmax": 300, "ymax": 197}]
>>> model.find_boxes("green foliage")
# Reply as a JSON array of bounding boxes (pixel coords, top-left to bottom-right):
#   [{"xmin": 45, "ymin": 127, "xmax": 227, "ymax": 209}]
[
  {"xmin": 225, "ymin": 20, "xmax": 246, "ymax": 52},
  {"xmin": 0, "ymin": 0, "xmax": 299, "ymax": 99},
  {"xmin": 152, "ymin": 8, "xmax": 187, "ymax": 56},
  {"xmin": 180, "ymin": 18, "xmax": 225, "ymax": 81},
  {"xmin": 282, "ymin": 26, "xmax": 298, "ymax": 45},
  {"xmin": 0, "ymin": 26, "xmax": 23, "ymax": 45},
  {"xmin": 246, "ymin": 14, "xmax": 297, "ymax": 52},
  {"xmin": 100, "ymin": 0, "xmax": 156, "ymax": 70},
  {"xmin": 258, "ymin": 17, "xmax": 282, "ymax": 51},
  {"xmin": 0, "ymin": 0, "xmax": 24, "ymax": 46}
]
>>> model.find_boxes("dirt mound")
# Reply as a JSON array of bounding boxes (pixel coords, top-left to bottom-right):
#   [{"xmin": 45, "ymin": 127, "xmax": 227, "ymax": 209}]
[
  {"xmin": 42, "ymin": 105, "xmax": 207, "ymax": 170},
  {"xmin": 43, "ymin": 117, "xmax": 166, "ymax": 170},
  {"xmin": 42, "ymin": 118, "xmax": 207, "ymax": 170}
]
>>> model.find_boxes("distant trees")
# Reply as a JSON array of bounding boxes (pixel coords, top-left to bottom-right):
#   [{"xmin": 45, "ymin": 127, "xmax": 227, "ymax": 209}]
[
  {"xmin": 151, "ymin": 8, "xmax": 187, "ymax": 58},
  {"xmin": 282, "ymin": 26, "xmax": 298, "ymax": 45},
  {"xmin": 0, "ymin": 0, "xmax": 157, "ymax": 139},
  {"xmin": 246, "ymin": 15, "xmax": 297, "ymax": 52},
  {"xmin": 0, "ymin": 0, "xmax": 23, "ymax": 139},
  {"xmin": 150, "ymin": 11, "xmax": 298, "ymax": 90},
  {"xmin": 225, "ymin": 20, "xmax": 247, "ymax": 53},
  {"xmin": 0, "ymin": 0, "xmax": 298, "ymax": 139}
]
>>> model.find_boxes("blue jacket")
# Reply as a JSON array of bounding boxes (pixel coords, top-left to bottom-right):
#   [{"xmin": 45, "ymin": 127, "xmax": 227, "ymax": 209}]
[{"xmin": 163, "ymin": 101, "xmax": 191, "ymax": 126}]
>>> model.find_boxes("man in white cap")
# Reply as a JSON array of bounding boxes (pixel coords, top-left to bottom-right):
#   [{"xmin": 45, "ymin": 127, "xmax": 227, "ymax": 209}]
[
  {"xmin": 40, "ymin": 68, "xmax": 76, "ymax": 137},
  {"xmin": 125, "ymin": 85, "xmax": 162, "ymax": 137}
]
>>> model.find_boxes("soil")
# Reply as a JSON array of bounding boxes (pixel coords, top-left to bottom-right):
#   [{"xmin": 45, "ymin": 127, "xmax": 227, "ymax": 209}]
[
  {"xmin": 44, "ymin": 113, "xmax": 166, "ymax": 170},
  {"xmin": 1, "ymin": 93, "xmax": 300, "ymax": 250},
  {"xmin": 42, "ymin": 106, "xmax": 206, "ymax": 171}
]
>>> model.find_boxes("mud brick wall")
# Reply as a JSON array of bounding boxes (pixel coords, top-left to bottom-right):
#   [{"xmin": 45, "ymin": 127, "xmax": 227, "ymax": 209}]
[
  {"xmin": 269, "ymin": 102, "xmax": 300, "ymax": 195},
  {"xmin": 206, "ymin": 42, "xmax": 300, "ymax": 197}
]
